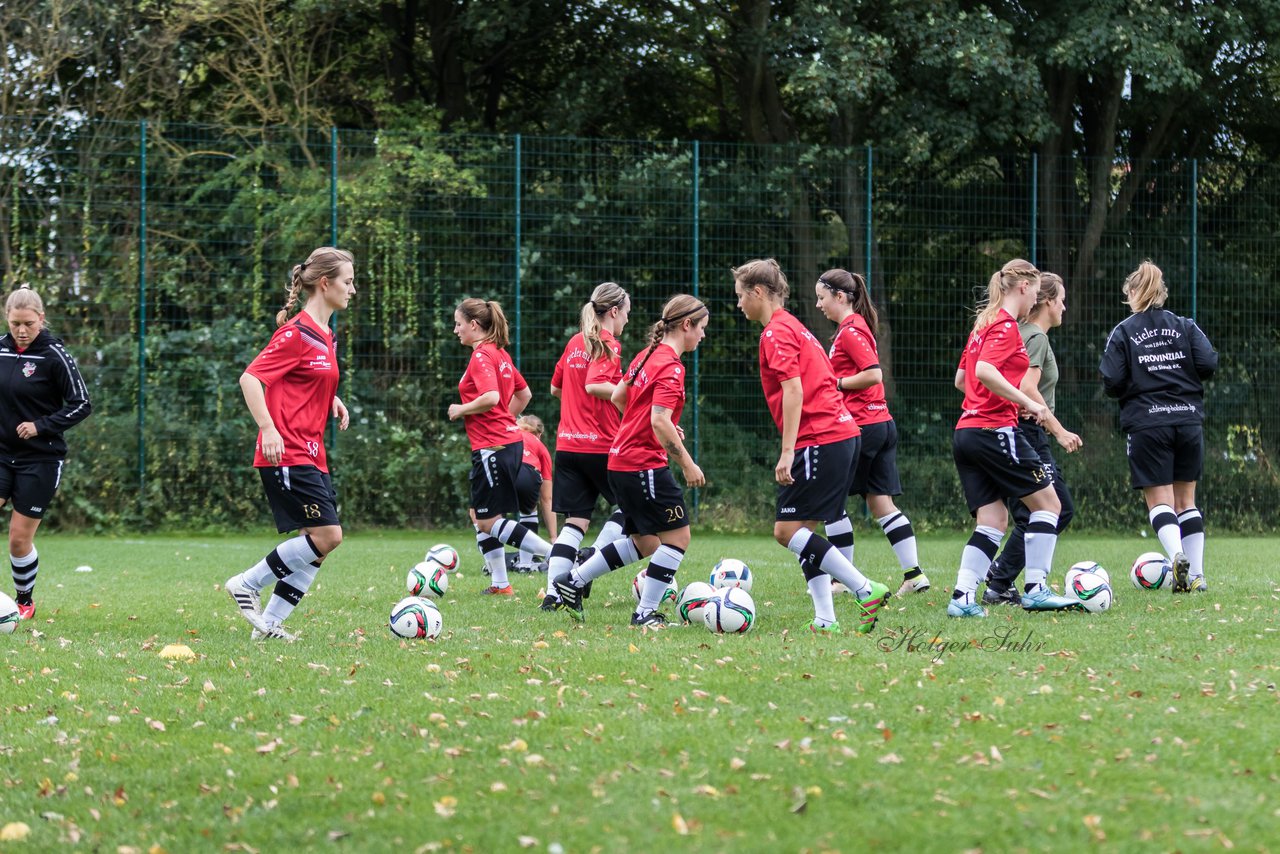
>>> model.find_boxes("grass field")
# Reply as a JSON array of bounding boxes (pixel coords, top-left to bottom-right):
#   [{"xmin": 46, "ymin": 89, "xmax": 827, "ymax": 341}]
[{"xmin": 3, "ymin": 530, "xmax": 1278, "ymax": 853}]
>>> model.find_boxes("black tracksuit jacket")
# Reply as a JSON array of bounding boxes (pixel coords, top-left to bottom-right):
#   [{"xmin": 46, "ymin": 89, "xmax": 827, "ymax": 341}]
[
  {"xmin": 0, "ymin": 330, "xmax": 93, "ymax": 462},
  {"xmin": 1099, "ymin": 308, "xmax": 1217, "ymax": 433}
]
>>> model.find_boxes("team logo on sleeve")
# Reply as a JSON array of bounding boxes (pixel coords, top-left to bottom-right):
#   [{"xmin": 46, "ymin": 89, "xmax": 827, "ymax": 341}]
[{"xmin": 21, "ymin": 362, "xmax": 36, "ymax": 377}]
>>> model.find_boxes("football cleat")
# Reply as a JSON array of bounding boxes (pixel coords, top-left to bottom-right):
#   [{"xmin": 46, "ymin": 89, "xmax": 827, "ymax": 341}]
[
  {"xmin": 947, "ymin": 599, "xmax": 987, "ymax": 618},
  {"xmin": 539, "ymin": 593, "xmax": 561, "ymax": 612},
  {"xmin": 982, "ymin": 585, "xmax": 1022, "ymax": 606},
  {"xmin": 481, "ymin": 584, "xmax": 515, "ymax": 596},
  {"xmin": 896, "ymin": 573, "xmax": 931, "ymax": 596},
  {"xmin": 1171, "ymin": 552, "xmax": 1191, "ymax": 593},
  {"xmin": 251, "ymin": 622, "xmax": 297, "ymax": 642},
  {"xmin": 807, "ymin": 619, "xmax": 843, "ymax": 635},
  {"xmin": 552, "ymin": 573, "xmax": 584, "ymax": 622},
  {"xmin": 854, "ymin": 581, "xmax": 891, "ymax": 634},
  {"xmin": 630, "ymin": 610, "xmax": 668, "ymax": 628},
  {"xmin": 225, "ymin": 575, "xmax": 266, "ymax": 631},
  {"xmin": 16, "ymin": 602, "xmax": 36, "ymax": 620},
  {"xmin": 1021, "ymin": 587, "xmax": 1085, "ymax": 612},
  {"xmin": 1188, "ymin": 575, "xmax": 1208, "ymax": 593}
]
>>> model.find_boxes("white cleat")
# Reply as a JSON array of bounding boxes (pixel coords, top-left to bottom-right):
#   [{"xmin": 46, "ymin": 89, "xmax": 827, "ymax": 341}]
[
  {"xmin": 226, "ymin": 575, "xmax": 268, "ymax": 632},
  {"xmin": 896, "ymin": 573, "xmax": 931, "ymax": 596},
  {"xmin": 251, "ymin": 622, "xmax": 297, "ymax": 642}
]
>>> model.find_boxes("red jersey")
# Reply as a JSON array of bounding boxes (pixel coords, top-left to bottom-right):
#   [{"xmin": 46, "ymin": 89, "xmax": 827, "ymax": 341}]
[
  {"xmin": 245, "ymin": 313, "xmax": 339, "ymax": 472},
  {"xmin": 550, "ymin": 330, "xmax": 622, "ymax": 454},
  {"xmin": 609, "ymin": 344, "xmax": 686, "ymax": 472},
  {"xmin": 458, "ymin": 342, "xmax": 527, "ymax": 450},
  {"xmin": 957, "ymin": 309, "xmax": 1028, "ymax": 429},
  {"xmin": 829, "ymin": 312, "xmax": 892, "ymax": 426},
  {"xmin": 520, "ymin": 430, "xmax": 553, "ymax": 479},
  {"xmin": 758, "ymin": 310, "xmax": 859, "ymax": 449}
]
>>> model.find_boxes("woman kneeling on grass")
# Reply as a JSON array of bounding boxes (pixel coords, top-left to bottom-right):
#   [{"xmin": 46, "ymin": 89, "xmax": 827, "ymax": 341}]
[
  {"xmin": 551, "ymin": 295, "xmax": 708, "ymax": 628},
  {"xmin": 733, "ymin": 259, "xmax": 890, "ymax": 635}
]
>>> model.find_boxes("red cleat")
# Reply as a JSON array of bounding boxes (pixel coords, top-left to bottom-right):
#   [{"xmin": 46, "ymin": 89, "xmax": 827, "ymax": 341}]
[{"xmin": 17, "ymin": 602, "xmax": 36, "ymax": 620}]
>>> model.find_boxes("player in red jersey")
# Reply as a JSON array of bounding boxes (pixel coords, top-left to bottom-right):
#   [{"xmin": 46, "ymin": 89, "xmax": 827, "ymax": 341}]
[
  {"xmin": 551, "ymin": 295, "xmax": 707, "ymax": 627},
  {"xmin": 448, "ymin": 298, "xmax": 552, "ymax": 595},
  {"xmin": 513, "ymin": 414, "xmax": 557, "ymax": 570},
  {"xmin": 733, "ymin": 259, "xmax": 891, "ymax": 635},
  {"xmin": 815, "ymin": 268, "xmax": 929, "ymax": 598},
  {"xmin": 541, "ymin": 282, "xmax": 630, "ymax": 610},
  {"xmin": 949, "ymin": 259, "xmax": 1078, "ymax": 617},
  {"xmin": 225, "ymin": 247, "xmax": 355, "ymax": 641}
]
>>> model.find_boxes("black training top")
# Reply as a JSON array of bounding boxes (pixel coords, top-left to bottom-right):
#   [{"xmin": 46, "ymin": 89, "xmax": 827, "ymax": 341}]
[
  {"xmin": 0, "ymin": 329, "xmax": 93, "ymax": 461},
  {"xmin": 1099, "ymin": 308, "xmax": 1217, "ymax": 432}
]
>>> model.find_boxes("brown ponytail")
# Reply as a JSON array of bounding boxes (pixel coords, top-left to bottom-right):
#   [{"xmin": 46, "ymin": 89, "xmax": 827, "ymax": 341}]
[
  {"xmin": 818, "ymin": 268, "xmax": 878, "ymax": 339},
  {"xmin": 624, "ymin": 294, "xmax": 707, "ymax": 385},
  {"xmin": 456, "ymin": 298, "xmax": 511, "ymax": 349}
]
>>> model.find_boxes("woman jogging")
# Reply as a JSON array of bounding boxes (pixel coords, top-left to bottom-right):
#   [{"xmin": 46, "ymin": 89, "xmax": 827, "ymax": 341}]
[
  {"xmin": 815, "ymin": 268, "xmax": 929, "ymax": 599},
  {"xmin": 1100, "ymin": 260, "xmax": 1217, "ymax": 592},
  {"xmin": 448, "ymin": 297, "xmax": 552, "ymax": 595},
  {"xmin": 551, "ymin": 294, "xmax": 707, "ymax": 628},
  {"xmin": 734, "ymin": 259, "xmax": 890, "ymax": 635},
  {"xmin": 984, "ymin": 272, "xmax": 1083, "ymax": 605},
  {"xmin": 225, "ymin": 247, "xmax": 354, "ymax": 641},
  {"xmin": 949, "ymin": 259, "xmax": 1078, "ymax": 618},
  {"xmin": 0, "ymin": 286, "xmax": 93, "ymax": 620}
]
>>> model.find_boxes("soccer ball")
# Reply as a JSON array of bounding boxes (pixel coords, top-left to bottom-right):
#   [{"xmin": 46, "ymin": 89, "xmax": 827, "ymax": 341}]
[
  {"xmin": 710, "ymin": 558, "xmax": 753, "ymax": 592},
  {"xmin": 1066, "ymin": 571, "xmax": 1114, "ymax": 613},
  {"xmin": 389, "ymin": 596, "xmax": 443, "ymax": 639},
  {"xmin": 632, "ymin": 568, "xmax": 678, "ymax": 606},
  {"xmin": 702, "ymin": 587, "xmax": 757, "ymax": 634},
  {"xmin": 0, "ymin": 593, "xmax": 18, "ymax": 635},
  {"xmin": 676, "ymin": 581, "xmax": 716, "ymax": 625},
  {"xmin": 407, "ymin": 561, "xmax": 449, "ymax": 599},
  {"xmin": 1130, "ymin": 552, "xmax": 1173, "ymax": 590},
  {"xmin": 425, "ymin": 543, "xmax": 460, "ymax": 573},
  {"xmin": 1063, "ymin": 560, "xmax": 1109, "ymax": 593}
]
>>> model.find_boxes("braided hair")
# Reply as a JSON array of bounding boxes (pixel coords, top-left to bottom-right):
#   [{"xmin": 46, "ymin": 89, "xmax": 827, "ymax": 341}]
[
  {"xmin": 277, "ymin": 247, "xmax": 354, "ymax": 327},
  {"xmin": 624, "ymin": 294, "xmax": 707, "ymax": 385}
]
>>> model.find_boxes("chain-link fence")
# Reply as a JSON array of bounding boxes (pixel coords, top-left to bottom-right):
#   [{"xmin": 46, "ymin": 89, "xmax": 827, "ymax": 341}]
[{"xmin": 2, "ymin": 117, "xmax": 1276, "ymax": 531}]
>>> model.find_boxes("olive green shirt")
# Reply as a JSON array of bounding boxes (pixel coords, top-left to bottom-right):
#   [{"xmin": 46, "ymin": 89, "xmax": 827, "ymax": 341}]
[{"xmin": 1020, "ymin": 320, "xmax": 1057, "ymax": 412}]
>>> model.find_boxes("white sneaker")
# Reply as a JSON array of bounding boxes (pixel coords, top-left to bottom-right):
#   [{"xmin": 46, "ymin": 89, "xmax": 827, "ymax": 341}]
[
  {"xmin": 896, "ymin": 573, "xmax": 931, "ymax": 596},
  {"xmin": 225, "ymin": 575, "xmax": 267, "ymax": 632},
  {"xmin": 251, "ymin": 621, "xmax": 297, "ymax": 642}
]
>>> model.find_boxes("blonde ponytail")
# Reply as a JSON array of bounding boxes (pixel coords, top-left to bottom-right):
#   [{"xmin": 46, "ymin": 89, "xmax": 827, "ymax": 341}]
[
  {"xmin": 973, "ymin": 259, "xmax": 1039, "ymax": 333},
  {"xmin": 581, "ymin": 281, "xmax": 629, "ymax": 361}
]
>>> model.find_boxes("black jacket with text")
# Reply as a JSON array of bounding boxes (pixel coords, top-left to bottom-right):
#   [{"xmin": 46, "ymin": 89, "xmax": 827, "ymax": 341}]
[
  {"xmin": 1099, "ymin": 308, "xmax": 1217, "ymax": 433},
  {"xmin": 0, "ymin": 329, "xmax": 93, "ymax": 461}
]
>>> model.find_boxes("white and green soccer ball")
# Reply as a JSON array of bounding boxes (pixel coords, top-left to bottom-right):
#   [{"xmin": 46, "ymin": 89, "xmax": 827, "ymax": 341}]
[
  {"xmin": 389, "ymin": 596, "xmax": 443, "ymax": 640},
  {"xmin": 407, "ymin": 561, "xmax": 449, "ymax": 599}
]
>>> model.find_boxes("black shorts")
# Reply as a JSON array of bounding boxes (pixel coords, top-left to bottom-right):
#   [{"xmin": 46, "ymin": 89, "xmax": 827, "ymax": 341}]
[
  {"xmin": 515, "ymin": 463, "xmax": 542, "ymax": 515},
  {"xmin": 470, "ymin": 443, "xmax": 523, "ymax": 518},
  {"xmin": 953, "ymin": 427, "xmax": 1054, "ymax": 514},
  {"xmin": 0, "ymin": 458, "xmax": 64, "ymax": 519},
  {"xmin": 1126, "ymin": 424, "xmax": 1203, "ymax": 488},
  {"xmin": 608, "ymin": 467, "xmax": 689, "ymax": 535},
  {"xmin": 552, "ymin": 451, "xmax": 615, "ymax": 517},
  {"xmin": 777, "ymin": 436, "xmax": 859, "ymax": 523},
  {"xmin": 849, "ymin": 420, "xmax": 902, "ymax": 497},
  {"xmin": 259, "ymin": 465, "xmax": 340, "ymax": 533}
]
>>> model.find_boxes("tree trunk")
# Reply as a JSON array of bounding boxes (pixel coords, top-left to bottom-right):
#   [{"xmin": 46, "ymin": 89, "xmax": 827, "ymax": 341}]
[
  {"xmin": 1072, "ymin": 72, "xmax": 1126, "ymax": 293},
  {"xmin": 380, "ymin": 0, "xmax": 422, "ymax": 105},
  {"xmin": 425, "ymin": 0, "xmax": 468, "ymax": 129}
]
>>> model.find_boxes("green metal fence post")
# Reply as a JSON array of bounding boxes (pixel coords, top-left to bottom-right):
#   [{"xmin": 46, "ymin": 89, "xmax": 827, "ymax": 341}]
[
  {"xmin": 1030, "ymin": 152, "xmax": 1038, "ymax": 265},
  {"xmin": 137, "ymin": 119, "xmax": 147, "ymax": 509},
  {"xmin": 514, "ymin": 134, "xmax": 523, "ymax": 365},
  {"xmin": 691, "ymin": 140, "xmax": 701, "ymax": 522},
  {"xmin": 865, "ymin": 144, "xmax": 873, "ymax": 282},
  {"xmin": 1190, "ymin": 158, "xmax": 1198, "ymax": 321},
  {"xmin": 328, "ymin": 127, "xmax": 339, "ymax": 448}
]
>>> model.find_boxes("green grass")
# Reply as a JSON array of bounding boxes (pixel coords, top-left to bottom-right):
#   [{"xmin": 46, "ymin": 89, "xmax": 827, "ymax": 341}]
[{"xmin": 3, "ymin": 530, "xmax": 1278, "ymax": 852}]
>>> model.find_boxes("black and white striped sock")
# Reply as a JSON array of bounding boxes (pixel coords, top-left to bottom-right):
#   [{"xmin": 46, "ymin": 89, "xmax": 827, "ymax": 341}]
[{"xmin": 11, "ymin": 548, "xmax": 38, "ymax": 605}]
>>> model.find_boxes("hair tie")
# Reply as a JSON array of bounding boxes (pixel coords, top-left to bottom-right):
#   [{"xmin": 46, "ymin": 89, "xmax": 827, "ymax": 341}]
[{"xmin": 661, "ymin": 305, "xmax": 704, "ymax": 325}]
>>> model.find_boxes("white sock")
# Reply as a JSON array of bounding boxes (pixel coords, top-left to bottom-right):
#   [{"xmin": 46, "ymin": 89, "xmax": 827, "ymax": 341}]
[
  {"xmin": 591, "ymin": 510, "xmax": 625, "ymax": 549},
  {"xmin": 808, "ymin": 574, "xmax": 837, "ymax": 623},
  {"xmin": 954, "ymin": 526, "xmax": 1003, "ymax": 598},
  {"xmin": 786, "ymin": 528, "xmax": 872, "ymax": 599},
  {"xmin": 638, "ymin": 546, "xmax": 684, "ymax": 613},
  {"xmin": 1022, "ymin": 510, "xmax": 1059, "ymax": 592},
  {"xmin": 243, "ymin": 535, "xmax": 322, "ymax": 591},
  {"xmin": 877, "ymin": 512, "xmax": 920, "ymax": 571},
  {"xmin": 1149, "ymin": 504, "xmax": 1183, "ymax": 561},
  {"xmin": 10, "ymin": 547, "xmax": 37, "ymax": 598},
  {"xmin": 1178, "ymin": 508, "xmax": 1205, "ymax": 578},
  {"xmin": 572, "ymin": 537, "xmax": 640, "ymax": 586},
  {"xmin": 548, "ymin": 524, "xmax": 586, "ymax": 581},
  {"xmin": 263, "ymin": 562, "xmax": 320, "ymax": 625},
  {"xmin": 492, "ymin": 518, "xmax": 552, "ymax": 558},
  {"xmin": 824, "ymin": 513, "xmax": 855, "ymax": 565},
  {"xmin": 478, "ymin": 533, "xmax": 508, "ymax": 586}
]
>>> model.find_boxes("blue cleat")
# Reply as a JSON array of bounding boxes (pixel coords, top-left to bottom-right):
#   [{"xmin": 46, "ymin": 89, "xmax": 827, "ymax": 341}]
[
  {"xmin": 947, "ymin": 599, "xmax": 987, "ymax": 618},
  {"xmin": 1021, "ymin": 587, "xmax": 1085, "ymax": 612}
]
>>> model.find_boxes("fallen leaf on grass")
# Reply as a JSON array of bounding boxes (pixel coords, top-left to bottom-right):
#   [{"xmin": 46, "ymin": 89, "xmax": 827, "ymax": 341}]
[
  {"xmin": 256, "ymin": 739, "xmax": 281, "ymax": 754},
  {"xmin": 878, "ymin": 753, "xmax": 902, "ymax": 764},
  {"xmin": 158, "ymin": 644, "xmax": 195, "ymax": 661},
  {"xmin": 672, "ymin": 814, "xmax": 689, "ymax": 835},
  {"xmin": 434, "ymin": 797, "xmax": 457, "ymax": 818},
  {"xmin": 517, "ymin": 836, "xmax": 538, "ymax": 848},
  {"xmin": 0, "ymin": 823, "xmax": 31, "ymax": 841}
]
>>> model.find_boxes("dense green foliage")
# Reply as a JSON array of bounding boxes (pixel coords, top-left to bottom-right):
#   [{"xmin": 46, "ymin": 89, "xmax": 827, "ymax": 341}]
[{"xmin": 2, "ymin": 2, "xmax": 1279, "ymax": 530}]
